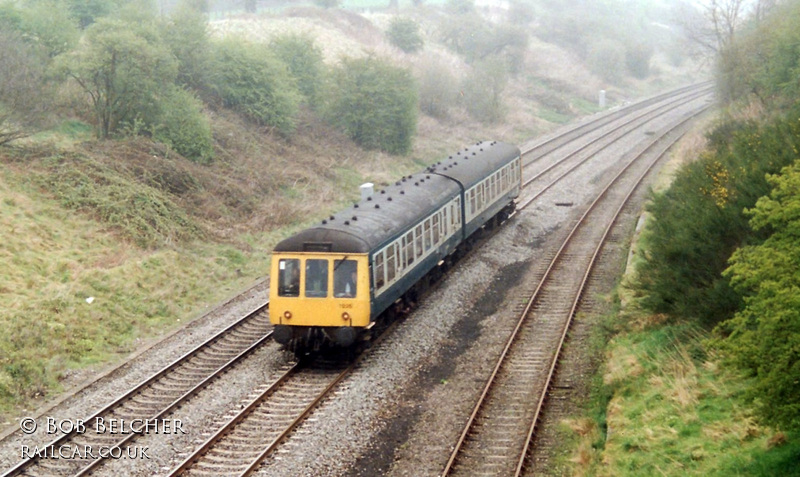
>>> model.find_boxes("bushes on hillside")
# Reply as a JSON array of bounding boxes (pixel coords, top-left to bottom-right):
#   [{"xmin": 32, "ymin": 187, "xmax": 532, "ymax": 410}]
[
  {"xmin": 323, "ymin": 56, "xmax": 417, "ymax": 155},
  {"xmin": 207, "ymin": 38, "xmax": 301, "ymax": 135},
  {"xmin": 461, "ymin": 58, "xmax": 508, "ymax": 123},
  {"xmin": 386, "ymin": 17, "xmax": 424, "ymax": 54},
  {"xmin": 713, "ymin": 160, "xmax": 800, "ymax": 430},
  {"xmin": 0, "ymin": 29, "xmax": 51, "ymax": 145},
  {"xmin": 57, "ymin": 18, "xmax": 178, "ymax": 139},
  {"xmin": 162, "ymin": 2, "xmax": 210, "ymax": 90},
  {"xmin": 717, "ymin": 1, "xmax": 800, "ymax": 108},
  {"xmin": 153, "ymin": 87, "xmax": 214, "ymax": 164},
  {"xmin": 417, "ymin": 55, "xmax": 458, "ymax": 119},
  {"xmin": 269, "ymin": 33, "xmax": 325, "ymax": 107},
  {"xmin": 633, "ymin": 115, "xmax": 800, "ymax": 326}
]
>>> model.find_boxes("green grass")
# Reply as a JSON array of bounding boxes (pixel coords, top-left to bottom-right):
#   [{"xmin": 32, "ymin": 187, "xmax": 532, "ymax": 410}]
[
  {"xmin": 0, "ymin": 161, "xmax": 274, "ymax": 417},
  {"xmin": 556, "ymin": 311, "xmax": 799, "ymax": 476},
  {"xmin": 538, "ymin": 108, "xmax": 573, "ymax": 124}
]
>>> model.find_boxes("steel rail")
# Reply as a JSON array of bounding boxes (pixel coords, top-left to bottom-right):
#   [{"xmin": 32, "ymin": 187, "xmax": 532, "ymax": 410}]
[
  {"xmin": 513, "ymin": 104, "xmax": 712, "ymax": 476},
  {"xmin": 2, "ymin": 302, "xmax": 270, "ymax": 477},
  {"xmin": 442, "ymin": 98, "xmax": 712, "ymax": 476}
]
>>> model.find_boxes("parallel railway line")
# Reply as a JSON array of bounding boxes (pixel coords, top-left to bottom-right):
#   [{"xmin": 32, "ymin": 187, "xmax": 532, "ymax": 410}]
[
  {"xmin": 1, "ymin": 306, "xmax": 272, "ymax": 477},
  {"xmin": 441, "ymin": 99, "xmax": 711, "ymax": 477},
  {"xmin": 0, "ymin": 83, "xmax": 713, "ymax": 477}
]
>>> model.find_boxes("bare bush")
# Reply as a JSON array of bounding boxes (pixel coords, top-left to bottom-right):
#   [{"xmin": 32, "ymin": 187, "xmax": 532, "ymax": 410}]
[{"xmin": 0, "ymin": 31, "xmax": 50, "ymax": 145}]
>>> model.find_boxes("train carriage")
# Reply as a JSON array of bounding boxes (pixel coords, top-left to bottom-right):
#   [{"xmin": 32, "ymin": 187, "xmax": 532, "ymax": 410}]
[{"xmin": 269, "ymin": 141, "xmax": 521, "ymax": 351}]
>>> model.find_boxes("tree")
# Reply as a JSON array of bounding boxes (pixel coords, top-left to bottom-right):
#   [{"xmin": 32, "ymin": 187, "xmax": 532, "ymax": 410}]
[
  {"xmin": 0, "ymin": 30, "xmax": 50, "ymax": 145},
  {"xmin": 152, "ymin": 86, "xmax": 214, "ymax": 163},
  {"xmin": 713, "ymin": 160, "xmax": 800, "ymax": 430},
  {"xmin": 65, "ymin": 0, "xmax": 119, "ymax": 29},
  {"xmin": 18, "ymin": 0, "xmax": 80, "ymax": 57},
  {"xmin": 269, "ymin": 33, "xmax": 325, "ymax": 107},
  {"xmin": 162, "ymin": 0, "xmax": 210, "ymax": 89},
  {"xmin": 386, "ymin": 17, "xmax": 424, "ymax": 54},
  {"xmin": 460, "ymin": 57, "xmax": 507, "ymax": 123},
  {"xmin": 416, "ymin": 55, "xmax": 458, "ymax": 119},
  {"xmin": 207, "ymin": 38, "xmax": 301, "ymax": 135},
  {"xmin": 675, "ymin": 0, "xmax": 747, "ymax": 59},
  {"xmin": 324, "ymin": 56, "xmax": 417, "ymax": 155},
  {"xmin": 57, "ymin": 18, "xmax": 178, "ymax": 138}
]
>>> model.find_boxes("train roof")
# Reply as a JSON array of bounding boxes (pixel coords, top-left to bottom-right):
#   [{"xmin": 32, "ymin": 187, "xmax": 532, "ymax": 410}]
[
  {"xmin": 273, "ymin": 141, "xmax": 520, "ymax": 255},
  {"xmin": 427, "ymin": 141, "xmax": 521, "ymax": 189}
]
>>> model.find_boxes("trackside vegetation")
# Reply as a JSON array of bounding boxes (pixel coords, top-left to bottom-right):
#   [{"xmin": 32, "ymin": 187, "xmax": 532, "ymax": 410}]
[
  {"xmin": 559, "ymin": 2, "xmax": 800, "ymax": 474},
  {"xmin": 0, "ymin": 0, "xmax": 706, "ymax": 429}
]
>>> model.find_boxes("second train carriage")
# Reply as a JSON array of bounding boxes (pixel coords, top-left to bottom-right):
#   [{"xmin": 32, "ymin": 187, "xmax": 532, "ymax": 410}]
[{"xmin": 269, "ymin": 141, "xmax": 522, "ymax": 351}]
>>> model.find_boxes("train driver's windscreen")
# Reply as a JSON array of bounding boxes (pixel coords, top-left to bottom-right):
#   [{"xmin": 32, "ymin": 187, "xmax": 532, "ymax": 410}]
[
  {"xmin": 305, "ymin": 259, "xmax": 328, "ymax": 297},
  {"xmin": 334, "ymin": 260, "xmax": 358, "ymax": 298},
  {"xmin": 278, "ymin": 258, "xmax": 301, "ymax": 297}
]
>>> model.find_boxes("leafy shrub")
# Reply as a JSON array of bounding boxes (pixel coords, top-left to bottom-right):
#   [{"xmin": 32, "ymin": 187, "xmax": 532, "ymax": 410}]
[
  {"xmin": 713, "ymin": 160, "xmax": 800, "ymax": 430},
  {"xmin": 416, "ymin": 56, "xmax": 458, "ymax": 119},
  {"xmin": 269, "ymin": 33, "xmax": 325, "ymax": 107},
  {"xmin": 460, "ymin": 58, "xmax": 507, "ymax": 123},
  {"xmin": 65, "ymin": 0, "xmax": 117, "ymax": 28},
  {"xmin": 633, "ymin": 114, "xmax": 800, "ymax": 326},
  {"xmin": 625, "ymin": 42, "xmax": 653, "ymax": 79},
  {"xmin": 38, "ymin": 153, "xmax": 200, "ymax": 247},
  {"xmin": 587, "ymin": 39, "xmax": 625, "ymax": 83},
  {"xmin": 162, "ymin": 2, "xmax": 210, "ymax": 89},
  {"xmin": 18, "ymin": 0, "xmax": 80, "ymax": 57},
  {"xmin": 153, "ymin": 86, "xmax": 214, "ymax": 164},
  {"xmin": 440, "ymin": 14, "xmax": 527, "ymax": 70},
  {"xmin": 0, "ymin": 29, "xmax": 51, "ymax": 144},
  {"xmin": 207, "ymin": 38, "xmax": 301, "ymax": 135},
  {"xmin": 386, "ymin": 17, "xmax": 424, "ymax": 54},
  {"xmin": 313, "ymin": 0, "xmax": 340, "ymax": 8},
  {"xmin": 56, "ymin": 18, "xmax": 178, "ymax": 138},
  {"xmin": 323, "ymin": 56, "xmax": 417, "ymax": 155}
]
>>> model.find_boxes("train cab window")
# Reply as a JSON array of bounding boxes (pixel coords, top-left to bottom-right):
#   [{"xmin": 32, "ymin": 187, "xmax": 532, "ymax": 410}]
[
  {"xmin": 305, "ymin": 259, "xmax": 328, "ymax": 297},
  {"xmin": 334, "ymin": 260, "xmax": 358, "ymax": 298},
  {"xmin": 432, "ymin": 214, "xmax": 440, "ymax": 244},
  {"xmin": 278, "ymin": 259, "xmax": 301, "ymax": 297},
  {"xmin": 375, "ymin": 253, "xmax": 385, "ymax": 289}
]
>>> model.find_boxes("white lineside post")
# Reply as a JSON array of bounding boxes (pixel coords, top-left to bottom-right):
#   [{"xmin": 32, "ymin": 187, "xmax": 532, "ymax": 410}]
[{"xmin": 360, "ymin": 183, "xmax": 374, "ymax": 201}]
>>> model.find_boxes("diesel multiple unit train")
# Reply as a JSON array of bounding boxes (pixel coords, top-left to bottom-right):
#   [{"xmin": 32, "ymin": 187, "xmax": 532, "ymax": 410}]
[{"xmin": 269, "ymin": 141, "xmax": 522, "ymax": 351}]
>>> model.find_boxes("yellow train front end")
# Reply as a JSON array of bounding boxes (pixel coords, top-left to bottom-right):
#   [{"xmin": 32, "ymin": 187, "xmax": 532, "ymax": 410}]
[{"xmin": 269, "ymin": 253, "xmax": 370, "ymax": 349}]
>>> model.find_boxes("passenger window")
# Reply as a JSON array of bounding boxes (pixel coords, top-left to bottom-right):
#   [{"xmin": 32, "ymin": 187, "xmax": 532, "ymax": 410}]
[
  {"xmin": 305, "ymin": 259, "xmax": 328, "ymax": 297},
  {"xmin": 375, "ymin": 253, "xmax": 385, "ymax": 289},
  {"xmin": 432, "ymin": 214, "xmax": 440, "ymax": 244},
  {"xmin": 278, "ymin": 259, "xmax": 301, "ymax": 297},
  {"xmin": 334, "ymin": 260, "xmax": 358, "ymax": 298},
  {"xmin": 470, "ymin": 190, "xmax": 476, "ymax": 215},
  {"xmin": 387, "ymin": 244, "xmax": 396, "ymax": 282},
  {"xmin": 416, "ymin": 225, "xmax": 424, "ymax": 256},
  {"xmin": 424, "ymin": 221, "xmax": 432, "ymax": 250},
  {"xmin": 404, "ymin": 232, "xmax": 415, "ymax": 267}
]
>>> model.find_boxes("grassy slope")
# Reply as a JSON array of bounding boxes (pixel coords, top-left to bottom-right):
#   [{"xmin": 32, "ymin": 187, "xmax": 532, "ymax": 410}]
[
  {"xmin": 552, "ymin": 128, "xmax": 800, "ymax": 476},
  {"xmin": 0, "ymin": 6, "xmax": 701, "ymax": 425}
]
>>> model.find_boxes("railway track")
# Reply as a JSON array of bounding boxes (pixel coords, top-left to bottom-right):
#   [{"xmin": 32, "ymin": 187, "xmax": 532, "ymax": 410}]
[
  {"xmin": 518, "ymin": 82, "xmax": 712, "ymax": 163},
  {"xmin": 0, "ymin": 83, "xmax": 713, "ymax": 477},
  {"xmin": 1, "ymin": 305, "xmax": 272, "ymax": 477},
  {"xmin": 441, "ymin": 101, "xmax": 712, "ymax": 476},
  {"xmin": 518, "ymin": 84, "xmax": 712, "ymax": 208}
]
